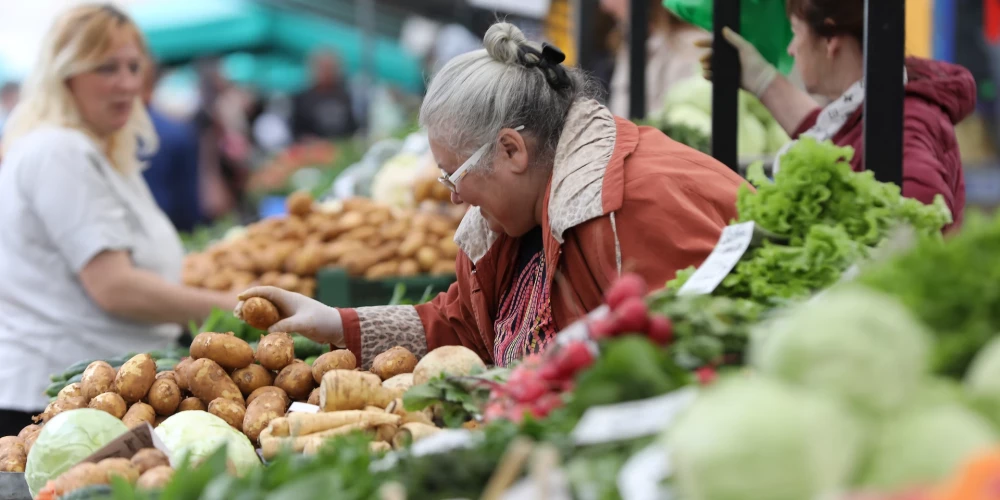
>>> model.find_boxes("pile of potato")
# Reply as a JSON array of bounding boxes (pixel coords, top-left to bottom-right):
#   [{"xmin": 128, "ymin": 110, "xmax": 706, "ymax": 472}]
[
  {"xmin": 36, "ymin": 448, "xmax": 173, "ymax": 498},
  {"xmin": 182, "ymin": 192, "xmax": 464, "ymax": 297}
]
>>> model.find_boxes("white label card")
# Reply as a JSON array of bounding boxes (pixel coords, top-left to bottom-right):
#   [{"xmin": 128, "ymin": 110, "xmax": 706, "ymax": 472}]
[
  {"xmin": 677, "ymin": 221, "xmax": 756, "ymax": 296},
  {"xmin": 618, "ymin": 444, "xmax": 674, "ymax": 500},
  {"xmin": 571, "ymin": 388, "xmax": 697, "ymax": 446},
  {"xmin": 287, "ymin": 402, "xmax": 321, "ymax": 414}
]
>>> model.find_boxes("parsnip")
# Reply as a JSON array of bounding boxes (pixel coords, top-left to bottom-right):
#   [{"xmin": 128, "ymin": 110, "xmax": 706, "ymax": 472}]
[
  {"xmin": 319, "ymin": 370, "xmax": 402, "ymax": 411},
  {"xmin": 267, "ymin": 410, "xmax": 400, "ymax": 437},
  {"xmin": 391, "ymin": 422, "xmax": 442, "ymax": 448},
  {"xmin": 260, "ymin": 423, "xmax": 370, "ymax": 458},
  {"xmin": 385, "ymin": 398, "xmax": 435, "ymax": 426}
]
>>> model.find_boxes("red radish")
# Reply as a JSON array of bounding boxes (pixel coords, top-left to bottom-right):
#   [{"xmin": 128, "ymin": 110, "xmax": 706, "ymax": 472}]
[
  {"xmin": 587, "ymin": 318, "xmax": 618, "ymax": 340},
  {"xmin": 508, "ymin": 377, "xmax": 548, "ymax": 403},
  {"xmin": 532, "ymin": 392, "xmax": 564, "ymax": 417},
  {"xmin": 604, "ymin": 273, "xmax": 647, "ymax": 309},
  {"xmin": 696, "ymin": 367, "xmax": 718, "ymax": 386},
  {"xmin": 538, "ymin": 363, "xmax": 564, "ymax": 382},
  {"xmin": 612, "ymin": 297, "xmax": 651, "ymax": 334},
  {"xmin": 648, "ymin": 315, "xmax": 674, "ymax": 345},
  {"xmin": 554, "ymin": 342, "xmax": 595, "ymax": 375}
]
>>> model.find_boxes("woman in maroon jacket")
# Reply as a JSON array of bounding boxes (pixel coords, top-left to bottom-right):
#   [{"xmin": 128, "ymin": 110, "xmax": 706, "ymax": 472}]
[{"xmin": 700, "ymin": 0, "xmax": 975, "ymax": 229}]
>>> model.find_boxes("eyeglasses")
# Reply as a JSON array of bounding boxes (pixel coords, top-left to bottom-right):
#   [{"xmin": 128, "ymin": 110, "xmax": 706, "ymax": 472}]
[{"xmin": 439, "ymin": 126, "xmax": 525, "ymax": 194}]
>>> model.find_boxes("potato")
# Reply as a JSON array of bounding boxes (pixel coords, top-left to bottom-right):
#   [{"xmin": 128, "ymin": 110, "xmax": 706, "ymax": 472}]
[
  {"xmin": 366, "ymin": 208, "xmax": 392, "ymax": 226},
  {"xmin": 98, "ymin": 457, "xmax": 139, "ymax": 484},
  {"xmin": 430, "ymin": 260, "xmax": 456, "ymax": 276},
  {"xmin": 115, "ymin": 353, "xmax": 157, "ymax": 404},
  {"xmin": 147, "ymin": 378, "xmax": 181, "ymax": 416},
  {"xmin": 275, "ymin": 273, "xmax": 301, "ymax": 292},
  {"xmin": 232, "ymin": 364, "xmax": 275, "ymax": 396},
  {"xmin": 89, "ymin": 392, "xmax": 127, "ymax": 419},
  {"xmin": 173, "ymin": 357, "xmax": 194, "ymax": 391},
  {"xmin": 397, "ymin": 259, "xmax": 420, "ymax": 277},
  {"xmin": 237, "ymin": 297, "xmax": 281, "ymax": 331},
  {"xmin": 274, "ymin": 216, "xmax": 308, "ymax": 241},
  {"xmin": 255, "ymin": 251, "xmax": 287, "ymax": 274},
  {"xmin": 286, "ymin": 190, "xmax": 314, "ymax": 217},
  {"xmin": 284, "ymin": 244, "xmax": 325, "ymax": 276},
  {"xmin": 187, "ymin": 358, "xmax": 245, "ymax": 406},
  {"xmin": 137, "ymin": 465, "xmax": 174, "ymax": 490},
  {"xmin": 208, "ymin": 398, "xmax": 247, "ymax": 430},
  {"xmin": 382, "ymin": 373, "xmax": 415, "ymax": 392},
  {"xmin": 365, "ymin": 261, "xmax": 399, "ymax": 280},
  {"xmin": 380, "ymin": 220, "xmax": 408, "ymax": 240},
  {"xmin": 397, "ymin": 233, "xmax": 425, "ymax": 258},
  {"xmin": 247, "ymin": 386, "xmax": 290, "ymax": 408},
  {"xmin": 340, "ymin": 226, "xmax": 377, "ymax": 243},
  {"xmin": 370, "ymin": 347, "xmax": 418, "ymax": 381},
  {"xmin": 178, "ymin": 397, "xmax": 206, "ymax": 412},
  {"xmin": 20, "ymin": 426, "xmax": 41, "ymax": 454},
  {"xmin": 258, "ymin": 270, "xmax": 282, "ymax": 287},
  {"xmin": 312, "ymin": 350, "xmax": 358, "ymax": 383},
  {"xmin": 323, "ymin": 240, "xmax": 365, "ymax": 264},
  {"xmin": 190, "ymin": 332, "xmax": 254, "ymax": 370},
  {"xmin": 122, "ymin": 402, "xmax": 156, "ymax": 428},
  {"xmin": 412, "ymin": 345, "xmax": 487, "ymax": 385},
  {"xmin": 275, "ymin": 361, "xmax": 315, "ymax": 401},
  {"xmin": 438, "ymin": 237, "xmax": 459, "ymax": 259},
  {"xmin": 427, "ymin": 217, "xmax": 454, "ymax": 237},
  {"xmin": 202, "ymin": 272, "xmax": 233, "ymax": 291},
  {"xmin": 256, "ymin": 332, "xmax": 295, "ymax": 371},
  {"xmin": 297, "ymin": 277, "xmax": 317, "ymax": 298},
  {"xmin": 154, "ymin": 371, "xmax": 178, "ymax": 384},
  {"xmin": 81, "ymin": 361, "xmax": 116, "ymax": 400},
  {"xmin": 36, "ymin": 396, "xmax": 88, "ymax": 423},
  {"xmin": 307, "ymin": 387, "xmax": 320, "ymax": 406},
  {"xmin": 415, "ymin": 246, "xmax": 440, "ymax": 272},
  {"xmin": 153, "ymin": 415, "xmax": 167, "ymax": 428},
  {"xmin": 130, "ymin": 448, "xmax": 169, "ymax": 475},
  {"xmin": 0, "ymin": 436, "xmax": 26, "ymax": 473},
  {"xmin": 53, "ymin": 462, "xmax": 106, "ymax": 494},
  {"xmin": 58, "ymin": 382, "xmax": 84, "ymax": 400},
  {"xmin": 243, "ymin": 394, "xmax": 286, "ymax": 444},
  {"xmin": 336, "ymin": 211, "xmax": 365, "ymax": 232}
]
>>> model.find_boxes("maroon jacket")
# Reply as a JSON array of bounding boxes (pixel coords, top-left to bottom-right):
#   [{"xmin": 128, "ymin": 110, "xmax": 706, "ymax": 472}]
[{"xmin": 792, "ymin": 58, "xmax": 976, "ymax": 230}]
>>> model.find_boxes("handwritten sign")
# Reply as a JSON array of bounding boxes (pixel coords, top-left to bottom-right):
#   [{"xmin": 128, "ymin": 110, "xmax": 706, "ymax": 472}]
[{"xmin": 677, "ymin": 222, "xmax": 756, "ymax": 296}]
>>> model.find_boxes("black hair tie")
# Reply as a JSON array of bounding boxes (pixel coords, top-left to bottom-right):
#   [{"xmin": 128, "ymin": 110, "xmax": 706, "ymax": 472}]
[{"xmin": 517, "ymin": 42, "xmax": 572, "ymax": 91}]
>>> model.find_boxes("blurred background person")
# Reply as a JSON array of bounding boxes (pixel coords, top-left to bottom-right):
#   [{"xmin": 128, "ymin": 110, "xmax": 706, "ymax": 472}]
[
  {"xmin": 141, "ymin": 61, "xmax": 204, "ymax": 232},
  {"xmin": 602, "ymin": 0, "xmax": 709, "ymax": 118},
  {"xmin": 0, "ymin": 4, "xmax": 238, "ymax": 435},
  {"xmin": 0, "ymin": 81, "xmax": 20, "ymax": 139},
  {"xmin": 291, "ymin": 49, "xmax": 358, "ymax": 141}
]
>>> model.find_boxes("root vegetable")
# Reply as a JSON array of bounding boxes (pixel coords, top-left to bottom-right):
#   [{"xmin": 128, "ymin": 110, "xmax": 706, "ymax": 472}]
[
  {"xmin": 256, "ymin": 332, "xmax": 295, "ymax": 371},
  {"xmin": 412, "ymin": 345, "xmax": 486, "ymax": 386},
  {"xmin": 57, "ymin": 382, "xmax": 84, "ymax": 400},
  {"xmin": 173, "ymin": 358, "xmax": 194, "ymax": 391},
  {"xmin": 382, "ymin": 373, "xmax": 414, "ymax": 392},
  {"xmin": 122, "ymin": 402, "xmax": 156, "ymax": 428},
  {"xmin": 247, "ymin": 386, "xmax": 290, "ymax": 408},
  {"xmin": 415, "ymin": 247, "xmax": 440, "ymax": 271},
  {"xmin": 208, "ymin": 398, "xmax": 246, "ymax": 430},
  {"xmin": 178, "ymin": 397, "xmax": 206, "ymax": 412},
  {"xmin": 385, "ymin": 399, "xmax": 435, "ymax": 426},
  {"xmin": 115, "ymin": 354, "xmax": 157, "ymax": 404},
  {"xmin": 237, "ymin": 297, "xmax": 281, "ymax": 331},
  {"xmin": 20, "ymin": 426, "xmax": 41, "ymax": 454},
  {"xmin": 265, "ymin": 423, "xmax": 371, "ymax": 458},
  {"xmin": 53, "ymin": 462, "xmax": 105, "ymax": 495},
  {"xmin": 190, "ymin": 332, "xmax": 254, "ymax": 370},
  {"xmin": 136, "ymin": 465, "xmax": 173, "ymax": 490},
  {"xmin": 275, "ymin": 361, "xmax": 315, "ymax": 401},
  {"xmin": 307, "ymin": 387, "xmax": 320, "ymax": 406},
  {"xmin": 89, "ymin": 392, "xmax": 127, "ymax": 419},
  {"xmin": 370, "ymin": 441, "xmax": 392, "ymax": 453},
  {"xmin": 232, "ymin": 364, "xmax": 274, "ymax": 396},
  {"xmin": 187, "ymin": 358, "xmax": 245, "ymax": 406},
  {"xmin": 130, "ymin": 449, "xmax": 169, "ymax": 475},
  {"xmin": 154, "ymin": 371, "xmax": 178, "ymax": 384},
  {"xmin": 376, "ymin": 423, "xmax": 397, "ymax": 442},
  {"xmin": 286, "ymin": 191, "xmax": 314, "ymax": 217},
  {"xmin": 243, "ymin": 393, "xmax": 286, "ymax": 445},
  {"xmin": 147, "ymin": 378, "xmax": 181, "ymax": 416},
  {"xmin": 0, "ymin": 436, "xmax": 26, "ymax": 472},
  {"xmin": 320, "ymin": 370, "xmax": 401, "ymax": 412},
  {"xmin": 370, "ymin": 347, "xmax": 418, "ymax": 381},
  {"xmin": 311, "ymin": 350, "xmax": 357, "ymax": 383},
  {"xmin": 36, "ymin": 396, "xmax": 88, "ymax": 423},
  {"xmin": 391, "ymin": 422, "xmax": 442, "ymax": 448},
  {"xmin": 98, "ymin": 457, "xmax": 139, "ymax": 484},
  {"xmin": 267, "ymin": 410, "xmax": 401, "ymax": 437},
  {"xmin": 81, "ymin": 361, "xmax": 116, "ymax": 400}
]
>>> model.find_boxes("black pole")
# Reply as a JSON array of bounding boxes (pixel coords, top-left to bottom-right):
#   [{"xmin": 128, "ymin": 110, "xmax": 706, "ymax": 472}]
[
  {"xmin": 711, "ymin": 0, "xmax": 740, "ymax": 172},
  {"xmin": 628, "ymin": 0, "xmax": 649, "ymax": 119},
  {"xmin": 574, "ymin": 0, "xmax": 599, "ymax": 72},
  {"xmin": 862, "ymin": 0, "xmax": 905, "ymax": 186}
]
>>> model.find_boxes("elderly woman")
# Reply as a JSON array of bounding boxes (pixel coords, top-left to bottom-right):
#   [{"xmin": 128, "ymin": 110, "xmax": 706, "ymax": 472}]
[
  {"xmin": 238, "ymin": 22, "xmax": 746, "ymax": 368},
  {"xmin": 700, "ymin": 0, "xmax": 974, "ymax": 230},
  {"xmin": 0, "ymin": 5, "xmax": 237, "ymax": 436}
]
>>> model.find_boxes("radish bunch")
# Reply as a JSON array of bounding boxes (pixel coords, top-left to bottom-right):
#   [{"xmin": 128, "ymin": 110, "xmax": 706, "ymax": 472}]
[
  {"xmin": 483, "ymin": 341, "xmax": 595, "ymax": 423},
  {"xmin": 588, "ymin": 274, "xmax": 674, "ymax": 345}
]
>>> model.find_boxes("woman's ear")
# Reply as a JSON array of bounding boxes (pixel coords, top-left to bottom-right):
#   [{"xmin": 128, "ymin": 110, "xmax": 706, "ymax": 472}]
[{"xmin": 499, "ymin": 128, "xmax": 530, "ymax": 174}]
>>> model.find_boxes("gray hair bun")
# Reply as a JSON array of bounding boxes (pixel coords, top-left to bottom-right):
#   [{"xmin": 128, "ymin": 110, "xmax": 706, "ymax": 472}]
[{"xmin": 483, "ymin": 22, "xmax": 529, "ymax": 65}]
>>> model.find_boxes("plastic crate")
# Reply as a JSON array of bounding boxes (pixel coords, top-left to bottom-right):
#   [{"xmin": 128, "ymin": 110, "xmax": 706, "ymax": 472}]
[{"xmin": 316, "ymin": 267, "xmax": 456, "ymax": 308}]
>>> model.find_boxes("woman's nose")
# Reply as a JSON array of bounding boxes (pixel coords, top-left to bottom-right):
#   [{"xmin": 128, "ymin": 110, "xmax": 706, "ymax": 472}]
[{"xmin": 451, "ymin": 191, "xmax": 463, "ymax": 205}]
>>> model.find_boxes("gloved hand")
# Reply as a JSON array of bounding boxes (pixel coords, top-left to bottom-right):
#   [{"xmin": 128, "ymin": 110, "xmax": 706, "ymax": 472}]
[
  {"xmin": 236, "ymin": 286, "xmax": 345, "ymax": 347},
  {"xmin": 695, "ymin": 27, "xmax": 779, "ymax": 97}
]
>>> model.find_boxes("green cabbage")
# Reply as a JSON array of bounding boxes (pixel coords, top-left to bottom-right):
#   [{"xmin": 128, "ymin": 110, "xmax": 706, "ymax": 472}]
[
  {"xmin": 665, "ymin": 104, "xmax": 712, "ymax": 136},
  {"xmin": 663, "ymin": 76, "xmax": 713, "ymax": 115},
  {"xmin": 750, "ymin": 286, "xmax": 931, "ymax": 417},
  {"xmin": 665, "ymin": 377, "xmax": 864, "ymax": 500},
  {"xmin": 964, "ymin": 337, "xmax": 1000, "ymax": 428},
  {"xmin": 155, "ymin": 411, "xmax": 261, "ymax": 476},
  {"xmin": 24, "ymin": 409, "xmax": 128, "ymax": 496},
  {"xmin": 859, "ymin": 404, "xmax": 997, "ymax": 491},
  {"xmin": 766, "ymin": 120, "xmax": 790, "ymax": 154},
  {"xmin": 738, "ymin": 115, "xmax": 767, "ymax": 157}
]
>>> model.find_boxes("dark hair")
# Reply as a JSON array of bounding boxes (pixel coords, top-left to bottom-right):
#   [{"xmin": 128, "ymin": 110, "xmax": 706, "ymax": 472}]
[{"xmin": 786, "ymin": 0, "xmax": 864, "ymax": 43}]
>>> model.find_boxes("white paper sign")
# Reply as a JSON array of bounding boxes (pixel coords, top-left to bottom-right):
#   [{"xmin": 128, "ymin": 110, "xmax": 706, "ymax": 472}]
[
  {"xmin": 677, "ymin": 222, "xmax": 756, "ymax": 296},
  {"xmin": 617, "ymin": 444, "xmax": 674, "ymax": 500},
  {"xmin": 571, "ymin": 388, "xmax": 697, "ymax": 446},
  {"xmin": 287, "ymin": 402, "xmax": 320, "ymax": 414}
]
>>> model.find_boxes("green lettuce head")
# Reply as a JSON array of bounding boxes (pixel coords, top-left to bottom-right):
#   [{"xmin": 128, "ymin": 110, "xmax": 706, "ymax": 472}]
[
  {"xmin": 154, "ymin": 410, "xmax": 260, "ymax": 476},
  {"xmin": 24, "ymin": 408, "xmax": 128, "ymax": 496}
]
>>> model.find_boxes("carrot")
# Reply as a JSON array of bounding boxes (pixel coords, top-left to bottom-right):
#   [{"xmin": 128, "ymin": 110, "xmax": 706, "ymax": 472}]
[{"xmin": 267, "ymin": 410, "xmax": 400, "ymax": 437}]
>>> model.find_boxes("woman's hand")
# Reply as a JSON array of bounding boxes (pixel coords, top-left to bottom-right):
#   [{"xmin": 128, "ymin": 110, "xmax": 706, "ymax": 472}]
[
  {"xmin": 695, "ymin": 27, "xmax": 779, "ymax": 97},
  {"xmin": 236, "ymin": 286, "xmax": 345, "ymax": 347}
]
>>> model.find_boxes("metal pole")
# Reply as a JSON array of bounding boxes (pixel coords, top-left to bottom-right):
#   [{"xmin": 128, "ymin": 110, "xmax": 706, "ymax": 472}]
[
  {"xmin": 574, "ymin": 0, "xmax": 599, "ymax": 73},
  {"xmin": 628, "ymin": 0, "xmax": 649, "ymax": 119},
  {"xmin": 863, "ymin": 0, "xmax": 905, "ymax": 186},
  {"xmin": 711, "ymin": 0, "xmax": 740, "ymax": 172}
]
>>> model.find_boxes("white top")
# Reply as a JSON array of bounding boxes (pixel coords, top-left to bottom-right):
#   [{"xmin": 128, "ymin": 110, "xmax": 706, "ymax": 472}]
[{"xmin": 0, "ymin": 126, "xmax": 185, "ymax": 411}]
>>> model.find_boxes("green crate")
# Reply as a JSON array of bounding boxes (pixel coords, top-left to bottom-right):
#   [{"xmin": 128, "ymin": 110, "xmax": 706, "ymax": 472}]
[{"xmin": 316, "ymin": 267, "xmax": 456, "ymax": 308}]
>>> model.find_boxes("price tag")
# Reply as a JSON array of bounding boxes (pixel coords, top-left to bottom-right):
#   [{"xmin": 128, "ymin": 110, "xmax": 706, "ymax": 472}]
[
  {"xmin": 677, "ymin": 222, "xmax": 756, "ymax": 296},
  {"xmin": 617, "ymin": 444, "xmax": 674, "ymax": 500},
  {"xmin": 287, "ymin": 402, "xmax": 320, "ymax": 414},
  {"xmin": 556, "ymin": 305, "xmax": 610, "ymax": 346},
  {"xmin": 571, "ymin": 388, "xmax": 697, "ymax": 446}
]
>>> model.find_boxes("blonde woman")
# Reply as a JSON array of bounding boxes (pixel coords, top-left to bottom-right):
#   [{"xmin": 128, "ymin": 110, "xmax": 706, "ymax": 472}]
[{"xmin": 0, "ymin": 4, "xmax": 237, "ymax": 435}]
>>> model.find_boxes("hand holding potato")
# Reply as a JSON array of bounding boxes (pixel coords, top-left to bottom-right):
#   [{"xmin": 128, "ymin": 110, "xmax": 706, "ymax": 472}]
[{"xmin": 236, "ymin": 287, "xmax": 344, "ymax": 347}]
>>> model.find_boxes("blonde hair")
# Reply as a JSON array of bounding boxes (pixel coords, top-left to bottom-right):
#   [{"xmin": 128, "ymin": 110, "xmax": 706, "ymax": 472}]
[{"xmin": 0, "ymin": 4, "xmax": 157, "ymax": 172}]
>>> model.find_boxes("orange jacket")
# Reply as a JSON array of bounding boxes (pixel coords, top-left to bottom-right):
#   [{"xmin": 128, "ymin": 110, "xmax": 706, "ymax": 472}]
[{"xmin": 341, "ymin": 100, "xmax": 746, "ymax": 367}]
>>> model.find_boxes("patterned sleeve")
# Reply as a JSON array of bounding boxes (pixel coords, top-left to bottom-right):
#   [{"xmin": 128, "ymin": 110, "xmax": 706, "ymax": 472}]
[{"xmin": 343, "ymin": 305, "xmax": 429, "ymax": 369}]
